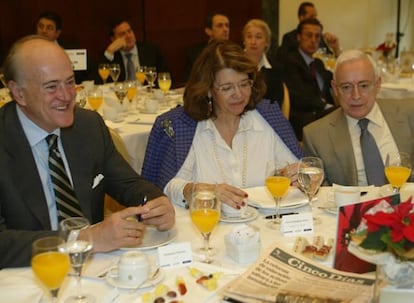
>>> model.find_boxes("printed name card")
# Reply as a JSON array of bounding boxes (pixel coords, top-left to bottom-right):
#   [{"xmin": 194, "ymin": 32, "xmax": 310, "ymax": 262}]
[
  {"xmin": 281, "ymin": 212, "xmax": 313, "ymax": 236},
  {"xmin": 158, "ymin": 242, "xmax": 193, "ymax": 268},
  {"xmin": 65, "ymin": 49, "xmax": 87, "ymax": 71}
]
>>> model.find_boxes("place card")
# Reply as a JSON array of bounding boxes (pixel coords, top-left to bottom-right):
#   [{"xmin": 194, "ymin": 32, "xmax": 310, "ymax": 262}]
[
  {"xmin": 157, "ymin": 242, "xmax": 192, "ymax": 268},
  {"xmin": 65, "ymin": 49, "xmax": 87, "ymax": 71},
  {"xmin": 281, "ymin": 212, "xmax": 313, "ymax": 236}
]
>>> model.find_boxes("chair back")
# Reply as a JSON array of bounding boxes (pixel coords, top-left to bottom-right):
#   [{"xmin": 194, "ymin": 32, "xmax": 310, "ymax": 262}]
[{"xmin": 281, "ymin": 82, "xmax": 290, "ymax": 119}]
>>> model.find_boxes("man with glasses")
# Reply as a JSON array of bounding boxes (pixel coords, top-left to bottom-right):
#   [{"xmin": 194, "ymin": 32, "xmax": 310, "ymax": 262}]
[
  {"xmin": 302, "ymin": 49, "xmax": 414, "ymax": 186},
  {"xmin": 282, "ymin": 18, "xmax": 337, "ymax": 140}
]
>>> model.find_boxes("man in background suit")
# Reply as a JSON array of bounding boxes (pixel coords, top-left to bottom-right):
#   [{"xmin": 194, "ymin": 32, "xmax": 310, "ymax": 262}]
[
  {"xmin": 303, "ymin": 49, "xmax": 414, "ymax": 186},
  {"xmin": 35, "ymin": 11, "xmax": 96, "ymax": 83},
  {"xmin": 102, "ymin": 19, "xmax": 166, "ymax": 83},
  {"xmin": 283, "ymin": 18, "xmax": 337, "ymax": 140},
  {"xmin": 183, "ymin": 12, "xmax": 230, "ymax": 81},
  {"xmin": 0, "ymin": 36, "xmax": 175, "ymax": 268},
  {"xmin": 276, "ymin": 1, "xmax": 341, "ymax": 61}
]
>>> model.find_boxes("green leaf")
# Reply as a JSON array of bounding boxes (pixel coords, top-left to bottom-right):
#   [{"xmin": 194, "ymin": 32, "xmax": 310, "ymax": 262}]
[{"xmin": 360, "ymin": 227, "xmax": 388, "ymax": 251}]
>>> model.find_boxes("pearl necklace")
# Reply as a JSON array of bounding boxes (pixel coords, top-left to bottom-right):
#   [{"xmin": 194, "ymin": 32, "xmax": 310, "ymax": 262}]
[{"xmin": 210, "ymin": 128, "xmax": 248, "ymax": 187}]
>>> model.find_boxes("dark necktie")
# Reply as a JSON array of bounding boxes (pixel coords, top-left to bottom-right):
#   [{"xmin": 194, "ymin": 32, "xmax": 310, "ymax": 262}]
[
  {"xmin": 358, "ymin": 119, "xmax": 386, "ymax": 186},
  {"xmin": 125, "ymin": 53, "xmax": 135, "ymax": 81},
  {"xmin": 46, "ymin": 134, "xmax": 83, "ymax": 221},
  {"xmin": 309, "ymin": 61, "xmax": 317, "ymax": 80}
]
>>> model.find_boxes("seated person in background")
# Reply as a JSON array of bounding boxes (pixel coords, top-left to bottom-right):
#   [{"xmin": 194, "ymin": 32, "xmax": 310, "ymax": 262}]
[
  {"xmin": 283, "ymin": 18, "xmax": 337, "ymax": 140},
  {"xmin": 242, "ymin": 18, "xmax": 285, "ymax": 107},
  {"xmin": 0, "ymin": 36, "xmax": 175, "ymax": 268},
  {"xmin": 35, "ymin": 11, "xmax": 96, "ymax": 83},
  {"xmin": 102, "ymin": 19, "xmax": 166, "ymax": 83},
  {"xmin": 142, "ymin": 40, "xmax": 302, "ymax": 209},
  {"xmin": 183, "ymin": 12, "xmax": 230, "ymax": 81},
  {"xmin": 303, "ymin": 49, "xmax": 414, "ymax": 186},
  {"xmin": 276, "ymin": 1, "xmax": 341, "ymax": 61}
]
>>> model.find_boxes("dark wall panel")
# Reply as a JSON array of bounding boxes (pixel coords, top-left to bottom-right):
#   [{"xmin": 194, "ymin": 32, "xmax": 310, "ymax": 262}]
[{"xmin": 0, "ymin": 0, "xmax": 261, "ymax": 84}]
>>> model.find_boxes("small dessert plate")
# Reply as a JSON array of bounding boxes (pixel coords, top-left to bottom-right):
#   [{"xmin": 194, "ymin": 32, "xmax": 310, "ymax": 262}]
[{"xmin": 220, "ymin": 206, "xmax": 259, "ymax": 223}]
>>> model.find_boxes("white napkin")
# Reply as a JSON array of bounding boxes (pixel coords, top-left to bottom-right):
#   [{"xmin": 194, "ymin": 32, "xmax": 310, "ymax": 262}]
[
  {"xmin": 244, "ymin": 186, "xmax": 308, "ymax": 209},
  {"xmin": 0, "ymin": 269, "xmax": 43, "ymax": 303}
]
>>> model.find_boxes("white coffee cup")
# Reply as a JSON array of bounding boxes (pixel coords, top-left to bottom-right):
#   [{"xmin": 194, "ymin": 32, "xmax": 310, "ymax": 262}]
[
  {"xmin": 221, "ymin": 202, "xmax": 247, "ymax": 218},
  {"xmin": 109, "ymin": 251, "xmax": 150, "ymax": 286},
  {"xmin": 144, "ymin": 98, "xmax": 159, "ymax": 114},
  {"xmin": 334, "ymin": 187, "xmax": 360, "ymax": 207}
]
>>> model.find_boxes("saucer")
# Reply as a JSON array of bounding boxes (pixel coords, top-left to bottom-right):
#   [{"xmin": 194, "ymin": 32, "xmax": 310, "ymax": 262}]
[
  {"xmin": 105, "ymin": 267, "xmax": 164, "ymax": 289},
  {"xmin": 220, "ymin": 206, "xmax": 259, "ymax": 223}
]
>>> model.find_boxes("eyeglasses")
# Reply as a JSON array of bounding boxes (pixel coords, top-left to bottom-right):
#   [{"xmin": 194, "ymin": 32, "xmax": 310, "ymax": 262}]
[
  {"xmin": 214, "ymin": 79, "xmax": 253, "ymax": 95},
  {"xmin": 337, "ymin": 81, "xmax": 375, "ymax": 95}
]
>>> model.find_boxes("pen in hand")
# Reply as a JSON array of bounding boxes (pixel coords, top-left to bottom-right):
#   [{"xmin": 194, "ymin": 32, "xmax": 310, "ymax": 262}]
[{"xmin": 137, "ymin": 195, "xmax": 147, "ymax": 222}]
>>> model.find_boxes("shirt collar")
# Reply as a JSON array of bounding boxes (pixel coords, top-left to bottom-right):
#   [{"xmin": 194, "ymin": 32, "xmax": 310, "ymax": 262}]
[
  {"xmin": 201, "ymin": 110, "xmax": 263, "ymax": 133},
  {"xmin": 120, "ymin": 45, "xmax": 138, "ymax": 57},
  {"xmin": 345, "ymin": 102, "xmax": 384, "ymax": 129},
  {"xmin": 299, "ymin": 48, "xmax": 314, "ymax": 66},
  {"xmin": 258, "ymin": 54, "xmax": 272, "ymax": 70},
  {"xmin": 16, "ymin": 105, "xmax": 60, "ymax": 147}
]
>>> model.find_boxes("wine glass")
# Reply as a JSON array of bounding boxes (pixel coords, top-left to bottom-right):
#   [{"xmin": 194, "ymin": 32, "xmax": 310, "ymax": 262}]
[
  {"xmin": 126, "ymin": 80, "xmax": 137, "ymax": 106},
  {"xmin": 265, "ymin": 162, "xmax": 291, "ymax": 229},
  {"xmin": 98, "ymin": 63, "xmax": 110, "ymax": 84},
  {"xmin": 144, "ymin": 67, "xmax": 157, "ymax": 92},
  {"xmin": 109, "ymin": 63, "xmax": 121, "ymax": 84},
  {"xmin": 31, "ymin": 236, "xmax": 70, "ymax": 303},
  {"xmin": 385, "ymin": 152, "xmax": 411, "ymax": 193},
  {"xmin": 189, "ymin": 184, "xmax": 220, "ymax": 264},
  {"xmin": 297, "ymin": 157, "xmax": 324, "ymax": 224},
  {"xmin": 135, "ymin": 66, "xmax": 147, "ymax": 86},
  {"xmin": 114, "ymin": 82, "xmax": 128, "ymax": 106},
  {"xmin": 87, "ymin": 88, "xmax": 103, "ymax": 111},
  {"xmin": 59, "ymin": 217, "xmax": 94, "ymax": 303},
  {"xmin": 158, "ymin": 72, "xmax": 172, "ymax": 95}
]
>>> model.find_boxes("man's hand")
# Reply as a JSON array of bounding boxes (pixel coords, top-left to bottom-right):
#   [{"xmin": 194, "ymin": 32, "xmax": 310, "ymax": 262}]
[
  {"xmin": 137, "ymin": 196, "xmax": 175, "ymax": 231},
  {"xmin": 323, "ymin": 32, "xmax": 341, "ymax": 57},
  {"xmin": 106, "ymin": 37, "xmax": 126, "ymax": 55}
]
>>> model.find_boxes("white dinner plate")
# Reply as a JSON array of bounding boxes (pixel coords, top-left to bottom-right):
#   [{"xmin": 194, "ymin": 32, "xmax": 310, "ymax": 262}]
[
  {"xmin": 220, "ymin": 206, "xmax": 259, "ymax": 223},
  {"xmin": 318, "ymin": 202, "xmax": 338, "ymax": 215},
  {"xmin": 121, "ymin": 227, "xmax": 177, "ymax": 250},
  {"xmin": 105, "ymin": 267, "xmax": 164, "ymax": 289}
]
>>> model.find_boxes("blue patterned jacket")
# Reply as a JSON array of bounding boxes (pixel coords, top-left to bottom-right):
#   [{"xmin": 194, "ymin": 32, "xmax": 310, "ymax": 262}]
[{"xmin": 141, "ymin": 99, "xmax": 303, "ymax": 189}]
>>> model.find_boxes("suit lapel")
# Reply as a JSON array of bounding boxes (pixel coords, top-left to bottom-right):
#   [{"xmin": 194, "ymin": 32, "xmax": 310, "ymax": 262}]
[
  {"xmin": 381, "ymin": 103, "xmax": 410, "ymax": 153},
  {"xmin": 328, "ymin": 111, "xmax": 359, "ymax": 185},
  {"xmin": 4, "ymin": 104, "xmax": 51, "ymax": 228}
]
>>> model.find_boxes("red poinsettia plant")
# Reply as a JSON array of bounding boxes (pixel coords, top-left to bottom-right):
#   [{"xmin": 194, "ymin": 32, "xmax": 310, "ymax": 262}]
[{"xmin": 354, "ymin": 197, "xmax": 414, "ymax": 259}]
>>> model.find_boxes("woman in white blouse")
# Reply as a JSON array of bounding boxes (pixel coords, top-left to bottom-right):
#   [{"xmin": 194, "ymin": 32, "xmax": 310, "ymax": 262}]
[{"xmin": 141, "ymin": 40, "xmax": 302, "ymax": 209}]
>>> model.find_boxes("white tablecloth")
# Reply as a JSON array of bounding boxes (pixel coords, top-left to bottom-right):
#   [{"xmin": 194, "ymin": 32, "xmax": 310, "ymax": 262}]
[
  {"xmin": 378, "ymin": 77, "xmax": 414, "ymax": 99},
  {"xmin": 0, "ymin": 186, "xmax": 388, "ymax": 303}
]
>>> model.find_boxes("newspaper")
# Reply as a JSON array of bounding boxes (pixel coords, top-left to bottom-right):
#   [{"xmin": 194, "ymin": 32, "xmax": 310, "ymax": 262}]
[{"xmin": 220, "ymin": 245, "xmax": 375, "ymax": 303}]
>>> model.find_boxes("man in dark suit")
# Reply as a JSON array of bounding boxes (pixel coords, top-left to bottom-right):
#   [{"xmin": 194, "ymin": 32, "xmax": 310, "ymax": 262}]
[
  {"xmin": 102, "ymin": 19, "xmax": 166, "ymax": 83},
  {"xmin": 276, "ymin": 2, "xmax": 341, "ymax": 61},
  {"xmin": 35, "ymin": 11, "xmax": 96, "ymax": 83},
  {"xmin": 0, "ymin": 36, "xmax": 175, "ymax": 268},
  {"xmin": 283, "ymin": 18, "xmax": 337, "ymax": 140},
  {"xmin": 183, "ymin": 13, "xmax": 230, "ymax": 81}
]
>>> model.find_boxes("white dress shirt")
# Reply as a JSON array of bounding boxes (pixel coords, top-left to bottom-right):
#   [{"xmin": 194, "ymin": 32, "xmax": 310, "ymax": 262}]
[
  {"xmin": 164, "ymin": 110, "xmax": 298, "ymax": 204},
  {"xmin": 104, "ymin": 45, "xmax": 141, "ymax": 71},
  {"xmin": 17, "ymin": 106, "xmax": 74, "ymax": 230},
  {"xmin": 346, "ymin": 102, "xmax": 398, "ymax": 186}
]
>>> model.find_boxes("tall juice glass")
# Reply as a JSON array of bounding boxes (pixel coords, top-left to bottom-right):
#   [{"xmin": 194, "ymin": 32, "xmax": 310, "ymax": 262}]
[
  {"xmin": 32, "ymin": 236, "xmax": 69, "ymax": 302},
  {"xmin": 385, "ymin": 152, "xmax": 411, "ymax": 193},
  {"xmin": 189, "ymin": 184, "xmax": 220, "ymax": 264}
]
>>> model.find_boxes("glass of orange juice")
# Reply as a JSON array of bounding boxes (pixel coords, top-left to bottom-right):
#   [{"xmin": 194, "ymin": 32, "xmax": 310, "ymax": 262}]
[
  {"xmin": 265, "ymin": 162, "xmax": 291, "ymax": 229},
  {"xmin": 32, "ymin": 236, "xmax": 69, "ymax": 302},
  {"xmin": 135, "ymin": 66, "xmax": 147, "ymax": 86},
  {"xmin": 158, "ymin": 72, "xmax": 172, "ymax": 94},
  {"xmin": 385, "ymin": 152, "xmax": 411, "ymax": 193},
  {"xmin": 87, "ymin": 88, "xmax": 103, "ymax": 111},
  {"xmin": 189, "ymin": 183, "xmax": 220, "ymax": 264},
  {"xmin": 98, "ymin": 63, "xmax": 110, "ymax": 84}
]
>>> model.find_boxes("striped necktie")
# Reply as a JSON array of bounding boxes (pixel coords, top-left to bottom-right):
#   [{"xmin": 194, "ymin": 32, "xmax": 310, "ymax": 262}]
[
  {"xmin": 125, "ymin": 53, "xmax": 135, "ymax": 80},
  {"xmin": 358, "ymin": 119, "xmax": 386, "ymax": 186},
  {"xmin": 46, "ymin": 134, "xmax": 83, "ymax": 221}
]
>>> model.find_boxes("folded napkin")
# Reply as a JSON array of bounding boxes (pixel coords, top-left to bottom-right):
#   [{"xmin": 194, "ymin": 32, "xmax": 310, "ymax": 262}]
[{"xmin": 244, "ymin": 186, "xmax": 308, "ymax": 209}]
